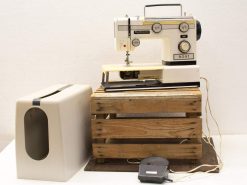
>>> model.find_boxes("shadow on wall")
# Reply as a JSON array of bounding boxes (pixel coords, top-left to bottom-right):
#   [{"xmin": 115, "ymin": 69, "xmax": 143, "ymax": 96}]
[{"xmin": 0, "ymin": 135, "xmax": 13, "ymax": 152}]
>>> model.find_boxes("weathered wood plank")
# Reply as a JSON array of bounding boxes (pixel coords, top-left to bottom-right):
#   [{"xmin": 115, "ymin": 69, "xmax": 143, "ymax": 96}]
[
  {"xmin": 92, "ymin": 118, "xmax": 202, "ymax": 139},
  {"xmin": 91, "ymin": 97, "xmax": 201, "ymax": 114},
  {"xmin": 85, "ymin": 138, "xmax": 218, "ymax": 173},
  {"xmin": 91, "ymin": 88, "xmax": 201, "ymax": 114},
  {"xmin": 93, "ymin": 143, "xmax": 202, "ymax": 159}
]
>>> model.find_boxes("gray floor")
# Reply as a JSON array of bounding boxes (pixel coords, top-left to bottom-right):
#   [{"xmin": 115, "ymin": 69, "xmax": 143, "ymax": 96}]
[{"xmin": 0, "ymin": 135, "xmax": 13, "ymax": 152}]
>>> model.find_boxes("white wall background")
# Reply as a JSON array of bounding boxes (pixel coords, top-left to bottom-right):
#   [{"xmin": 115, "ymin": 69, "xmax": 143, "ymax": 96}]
[{"xmin": 0, "ymin": 0, "xmax": 247, "ymax": 137}]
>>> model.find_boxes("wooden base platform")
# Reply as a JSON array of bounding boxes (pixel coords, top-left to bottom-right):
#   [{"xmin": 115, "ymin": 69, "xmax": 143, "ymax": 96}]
[
  {"xmin": 91, "ymin": 88, "xmax": 203, "ymax": 160},
  {"xmin": 84, "ymin": 138, "xmax": 219, "ymax": 173}
]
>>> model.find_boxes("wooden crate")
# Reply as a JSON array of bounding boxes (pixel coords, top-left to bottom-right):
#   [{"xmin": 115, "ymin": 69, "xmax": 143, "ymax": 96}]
[{"xmin": 91, "ymin": 88, "xmax": 202, "ymax": 160}]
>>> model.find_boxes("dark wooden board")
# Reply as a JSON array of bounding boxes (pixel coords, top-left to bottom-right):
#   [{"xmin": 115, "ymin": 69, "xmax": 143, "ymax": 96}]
[{"xmin": 84, "ymin": 138, "xmax": 219, "ymax": 173}]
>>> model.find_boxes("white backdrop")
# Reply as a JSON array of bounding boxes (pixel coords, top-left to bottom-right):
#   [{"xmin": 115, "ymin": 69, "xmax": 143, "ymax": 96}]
[{"xmin": 0, "ymin": 0, "xmax": 247, "ymax": 137}]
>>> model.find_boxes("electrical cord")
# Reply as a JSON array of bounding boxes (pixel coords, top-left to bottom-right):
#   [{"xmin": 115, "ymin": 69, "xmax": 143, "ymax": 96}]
[
  {"xmin": 201, "ymin": 77, "xmax": 222, "ymax": 158},
  {"xmin": 127, "ymin": 158, "xmax": 141, "ymax": 164},
  {"xmin": 169, "ymin": 77, "xmax": 223, "ymax": 182},
  {"xmin": 179, "ymin": 138, "xmax": 189, "ymax": 144}
]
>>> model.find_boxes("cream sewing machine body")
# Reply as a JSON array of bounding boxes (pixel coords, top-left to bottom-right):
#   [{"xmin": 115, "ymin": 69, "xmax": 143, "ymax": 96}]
[
  {"xmin": 114, "ymin": 16, "xmax": 198, "ymax": 65},
  {"xmin": 102, "ymin": 4, "xmax": 202, "ymax": 92}
]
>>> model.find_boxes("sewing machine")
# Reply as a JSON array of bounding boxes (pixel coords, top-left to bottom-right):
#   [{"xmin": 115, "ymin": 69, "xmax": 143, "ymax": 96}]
[{"xmin": 102, "ymin": 4, "xmax": 202, "ymax": 92}]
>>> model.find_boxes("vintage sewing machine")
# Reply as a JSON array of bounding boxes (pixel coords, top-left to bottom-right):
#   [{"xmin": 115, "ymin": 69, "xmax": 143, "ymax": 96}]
[{"xmin": 102, "ymin": 4, "xmax": 202, "ymax": 92}]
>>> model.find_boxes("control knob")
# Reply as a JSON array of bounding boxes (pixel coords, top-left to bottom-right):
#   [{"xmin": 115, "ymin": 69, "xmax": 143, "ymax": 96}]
[{"xmin": 178, "ymin": 40, "xmax": 191, "ymax": 53}]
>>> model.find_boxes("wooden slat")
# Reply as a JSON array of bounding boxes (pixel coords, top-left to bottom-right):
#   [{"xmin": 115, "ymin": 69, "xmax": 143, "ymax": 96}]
[
  {"xmin": 91, "ymin": 97, "xmax": 201, "ymax": 114},
  {"xmin": 92, "ymin": 118, "xmax": 202, "ymax": 139},
  {"xmin": 93, "ymin": 143, "xmax": 202, "ymax": 159},
  {"xmin": 86, "ymin": 138, "xmax": 218, "ymax": 173},
  {"xmin": 91, "ymin": 88, "xmax": 201, "ymax": 114}
]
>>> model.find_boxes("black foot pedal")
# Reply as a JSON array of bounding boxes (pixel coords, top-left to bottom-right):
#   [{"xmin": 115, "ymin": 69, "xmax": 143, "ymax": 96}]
[{"xmin": 138, "ymin": 157, "xmax": 173, "ymax": 184}]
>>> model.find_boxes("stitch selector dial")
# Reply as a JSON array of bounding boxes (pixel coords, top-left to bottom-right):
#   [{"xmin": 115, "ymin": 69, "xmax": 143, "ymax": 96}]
[
  {"xmin": 152, "ymin": 23, "xmax": 162, "ymax": 33},
  {"xmin": 178, "ymin": 40, "xmax": 191, "ymax": 53},
  {"xmin": 179, "ymin": 22, "xmax": 189, "ymax": 32}
]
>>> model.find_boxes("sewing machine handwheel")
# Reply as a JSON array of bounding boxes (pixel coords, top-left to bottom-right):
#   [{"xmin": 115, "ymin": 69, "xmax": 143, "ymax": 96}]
[{"xmin": 196, "ymin": 20, "xmax": 202, "ymax": 40}]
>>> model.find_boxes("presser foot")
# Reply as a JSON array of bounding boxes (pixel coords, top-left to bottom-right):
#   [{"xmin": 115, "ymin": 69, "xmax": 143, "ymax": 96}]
[{"xmin": 124, "ymin": 51, "xmax": 132, "ymax": 65}]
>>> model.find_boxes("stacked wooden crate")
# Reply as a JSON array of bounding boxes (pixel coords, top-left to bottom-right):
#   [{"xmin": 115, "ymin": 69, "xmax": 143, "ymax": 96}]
[{"xmin": 91, "ymin": 88, "xmax": 202, "ymax": 161}]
